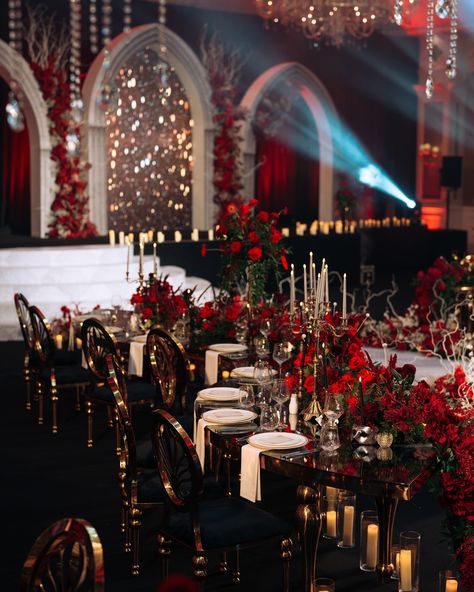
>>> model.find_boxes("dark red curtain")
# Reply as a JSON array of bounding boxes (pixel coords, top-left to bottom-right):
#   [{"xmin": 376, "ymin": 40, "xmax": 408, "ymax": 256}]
[
  {"xmin": 0, "ymin": 79, "xmax": 31, "ymax": 235},
  {"xmin": 255, "ymin": 96, "xmax": 319, "ymax": 221}
]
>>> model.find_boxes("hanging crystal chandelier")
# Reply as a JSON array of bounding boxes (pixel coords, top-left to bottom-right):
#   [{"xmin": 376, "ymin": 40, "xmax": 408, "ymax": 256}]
[{"xmin": 255, "ymin": 0, "xmax": 418, "ymax": 47}]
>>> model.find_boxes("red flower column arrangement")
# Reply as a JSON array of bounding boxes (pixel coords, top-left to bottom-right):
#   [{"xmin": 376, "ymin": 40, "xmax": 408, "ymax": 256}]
[{"xmin": 30, "ymin": 57, "xmax": 97, "ymax": 238}]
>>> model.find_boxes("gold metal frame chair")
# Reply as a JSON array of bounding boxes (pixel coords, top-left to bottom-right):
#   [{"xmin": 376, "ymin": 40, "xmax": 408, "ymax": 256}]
[
  {"xmin": 14, "ymin": 293, "xmax": 36, "ymax": 412},
  {"xmin": 21, "ymin": 517, "xmax": 104, "ymax": 591},
  {"xmin": 146, "ymin": 327, "xmax": 191, "ymax": 416},
  {"xmin": 152, "ymin": 409, "xmax": 293, "ymax": 588},
  {"xmin": 82, "ymin": 318, "xmax": 157, "ymax": 450},
  {"xmin": 30, "ymin": 305, "xmax": 90, "ymax": 431},
  {"xmin": 107, "ymin": 354, "xmax": 164, "ymax": 575}
]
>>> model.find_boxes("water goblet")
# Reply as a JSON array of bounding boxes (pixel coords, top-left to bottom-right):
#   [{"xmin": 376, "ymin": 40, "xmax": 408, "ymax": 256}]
[
  {"xmin": 323, "ymin": 392, "xmax": 345, "ymax": 422},
  {"xmin": 259, "ymin": 319, "xmax": 272, "ymax": 338},
  {"xmin": 272, "ymin": 379, "xmax": 291, "ymax": 430},
  {"xmin": 238, "ymin": 384, "xmax": 255, "ymax": 410},
  {"xmin": 254, "ymin": 335, "xmax": 269, "ymax": 359},
  {"xmin": 259, "ymin": 404, "xmax": 278, "ymax": 432},
  {"xmin": 272, "ymin": 341, "xmax": 294, "ymax": 379}
]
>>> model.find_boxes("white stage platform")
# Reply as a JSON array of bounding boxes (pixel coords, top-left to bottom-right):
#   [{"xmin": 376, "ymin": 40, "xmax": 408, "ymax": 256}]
[{"xmin": 0, "ymin": 244, "xmax": 212, "ymax": 340}]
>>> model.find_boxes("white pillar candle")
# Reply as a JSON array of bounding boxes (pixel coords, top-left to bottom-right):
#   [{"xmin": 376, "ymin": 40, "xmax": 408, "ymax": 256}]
[
  {"xmin": 139, "ymin": 242, "xmax": 144, "ymax": 275},
  {"xmin": 281, "ymin": 227, "xmax": 290, "ymax": 237},
  {"xmin": 445, "ymin": 580, "xmax": 458, "ymax": 592},
  {"xmin": 118, "ymin": 231, "xmax": 125, "ymax": 245},
  {"xmin": 174, "ymin": 230, "xmax": 182, "ymax": 242},
  {"xmin": 108, "ymin": 230, "xmax": 116, "ymax": 245},
  {"xmin": 128, "ymin": 232, "xmax": 134, "ymax": 244},
  {"xmin": 157, "ymin": 231, "xmax": 165, "ymax": 243},
  {"xmin": 208, "ymin": 228, "xmax": 214, "ymax": 240},
  {"xmin": 326, "ymin": 486, "xmax": 338, "ymax": 510},
  {"xmin": 147, "ymin": 229, "xmax": 154, "ymax": 242},
  {"xmin": 366, "ymin": 523, "xmax": 379, "ymax": 569},
  {"xmin": 342, "ymin": 505, "xmax": 355, "ymax": 546},
  {"xmin": 191, "ymin": 228, "xmax": 199, "ymax": 241},
  {"xmin": 153, "ymin": 242, "xmax": 157, "ymax": 276},
  {"xmin": 303, "ymin": 264, "xmax": 307, "ymax": 302},
  {"xmin": 326, "ymin": 510, "xmax": 337, "ymax": 537},
  {"xmin": 400, "ymin": 549, "xmax": 412, "ymax": 591},
  {"xmin": 342, "ymin": 273, "xmax": 347, "ymax": 319},
  {"xmin": 54, "ymin": 334, "xmax": 63, "ymax": 350}
]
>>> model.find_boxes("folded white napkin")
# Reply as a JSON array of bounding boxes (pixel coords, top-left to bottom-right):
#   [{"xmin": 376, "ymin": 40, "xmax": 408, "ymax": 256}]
[
  {"xmin": 128, "ymin": 340, "xmax": 145, "ymax": 377},
  {"xmin": 205, "ymin": 350, "xmax": 220, "ymax": 385},
  {"xmin": 240, "ymin": 443, "xmax": 272, "ymax": 502},
  {"xmin": 195, "ymin": 418, "xmax": 210, "ymax": 470}
]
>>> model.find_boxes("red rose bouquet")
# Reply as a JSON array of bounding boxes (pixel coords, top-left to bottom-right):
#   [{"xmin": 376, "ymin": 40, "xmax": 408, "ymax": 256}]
[{"xmin": 131, "ymin": 275, "xmax": 188, "ymax": 331}]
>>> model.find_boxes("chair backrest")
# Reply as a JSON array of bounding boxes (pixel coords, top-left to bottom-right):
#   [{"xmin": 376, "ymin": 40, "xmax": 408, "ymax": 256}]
[
  {"xmin": 29, "ymin": 305, "xmax": 55, "ymax": 366},
  {"xmin": 14, "ymin": 293, "xmax": 35, "ymax": 351},
  {"xmin": 21, "ymin": 517, "xmax": 104, "ymax": 592},
  {"xmin": 151, "ymin": 409, "xmax": 204, "ymax": 512},
  {"xmin": 146, "ymin": 327, "xmax": 189, "ymax": 415},
  {"xmin": 81, "ymin": 318, "xmax": 120, "ymax": 382},
  {"xmin": 106, "ymin": 354, "xmax": 137, "ymax": 480}
]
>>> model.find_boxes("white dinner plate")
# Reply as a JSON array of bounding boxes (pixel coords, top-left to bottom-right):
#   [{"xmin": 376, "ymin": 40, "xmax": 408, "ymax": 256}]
[
  {"xmin": 230, "ymin": 366, "xmax": 277, "ymax": 379},
  {"xmin": 106, "ymin": 326, "xmax": 123, "ymax": 334},
  {"xmin": 248, "ymin": 432, "xmax": 308, "ymax": 450},
  {"xmin": 198, "ymin": 387, "xmax": 241, "ymax": 402},
  {"xmin": 208, "ymin": 343, "xmax": 248, "ymax": 353},
  {"xmin": 202, "ymin": 408, "xmax": 257, "ymax": 425}
]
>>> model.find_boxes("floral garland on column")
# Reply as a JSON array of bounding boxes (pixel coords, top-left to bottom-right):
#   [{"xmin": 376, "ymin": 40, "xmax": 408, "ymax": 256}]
[
  {"xmin": 201, "ymin": 32, "xmax": 246, "ymax": 215},
  {"xmin": 31, "ymin": 58, "xmax": 97, "ymax": 238}
]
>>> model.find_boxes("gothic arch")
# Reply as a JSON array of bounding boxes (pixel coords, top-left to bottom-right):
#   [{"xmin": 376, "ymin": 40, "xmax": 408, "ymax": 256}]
[
  {"xmin": 0, "ymin": 40, "xmax": 51, "ymax": 236},
  {"xmin": 241, "ymin": 62, "xmax": 337, "ymax": 219},
  {"xmin": 82, "ymin": 24, "xmax": 214, "ymax": 233}
]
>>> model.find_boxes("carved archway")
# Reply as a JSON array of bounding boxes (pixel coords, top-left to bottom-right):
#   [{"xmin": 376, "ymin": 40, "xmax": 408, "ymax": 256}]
[
  {"xmin": 0, "ymin": 40, "xmax": 51, "ymax": 236},
  {"xmin": 241, "ymin": 62, "xmax": 337, "ymax": 220},
  {"xmin": 83, "ymin": 24, "xmax": 214, "ymax": 233}
]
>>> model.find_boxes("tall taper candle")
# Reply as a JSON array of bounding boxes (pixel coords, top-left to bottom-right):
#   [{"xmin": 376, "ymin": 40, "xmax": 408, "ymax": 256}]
[
  {"xmin": 126, "ymin": 239, "xmax": 131, "ymax": 277},
  {"xmin": 290, "ymin": 265, "xmax": 295, "ymax": 316},
  {"xmin": 325, "ymin": 264, "xmax": 329, "ymax": 302},
  {"xmin": 153, "ymin": 242, "xmax": 157, "ymax": 275},
  {"xmin": 139, "ymin": 242, "xmax": 144, "ymax": 275},
  {"xmin": 312, "ymin": 262, "xmax": 317, "ymax": 293},
  {"xmin": 309, "ymin": 252, "xmax": 313, "ymax": 289},
  {"xmin": 303, "ymin": 264, "xmax": 307, "ymax": 302},
  {"xmin": 342, "ymin": 273, "xmax": 347, "ymax": 319}
]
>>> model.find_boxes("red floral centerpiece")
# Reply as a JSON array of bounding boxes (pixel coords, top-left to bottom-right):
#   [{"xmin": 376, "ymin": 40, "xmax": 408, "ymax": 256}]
[{"xmin": 131, "ymin": 275, "xmax": 188, "ymax": 331}]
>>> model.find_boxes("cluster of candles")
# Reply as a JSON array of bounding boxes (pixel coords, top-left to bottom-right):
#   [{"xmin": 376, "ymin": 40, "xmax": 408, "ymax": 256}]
[
  {"xmin": 108, "ymin": 227, "xmax": 215, "ymax": 246},
  {"xmin": 288, "ymin": 251, "xmax": 347, "ymax": 321},
  {"xmin": 290, "ymin": 216, "xmax": 412, "ymax": 237}
]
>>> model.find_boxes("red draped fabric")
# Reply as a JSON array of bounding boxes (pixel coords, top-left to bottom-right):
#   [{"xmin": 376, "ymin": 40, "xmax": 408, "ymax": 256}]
[
  {"xmin": 254, "ymin": 97, "xmax": 319, "ymax": 221},
  {"xmin": 0, "ymin": 80, "xmax": 31, "ymax": 235}
]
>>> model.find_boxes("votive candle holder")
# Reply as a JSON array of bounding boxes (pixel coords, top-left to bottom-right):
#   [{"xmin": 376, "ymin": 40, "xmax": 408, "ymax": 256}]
[
  {"xmin": 360, "ymin": 510, "xmax": 379, "ymax": 572},
  {"xmin": 399, "ymin": 531, "xmax": 421, "ymax": 592},
  {"xmin": 337, "ymin": 490, "xmax": 356, "ymax": 548}
]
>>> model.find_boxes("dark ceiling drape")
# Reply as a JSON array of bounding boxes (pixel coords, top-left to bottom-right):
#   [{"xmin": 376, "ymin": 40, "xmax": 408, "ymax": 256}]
[{"xmin": 0, "ymin": 78, "xmax": 31, "ymax": 235}]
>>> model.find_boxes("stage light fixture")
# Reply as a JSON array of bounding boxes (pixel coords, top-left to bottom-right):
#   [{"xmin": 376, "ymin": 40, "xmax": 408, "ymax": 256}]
[{"xmin": 359, "ymin": 164, "xmax": 416, "ymax": 209}]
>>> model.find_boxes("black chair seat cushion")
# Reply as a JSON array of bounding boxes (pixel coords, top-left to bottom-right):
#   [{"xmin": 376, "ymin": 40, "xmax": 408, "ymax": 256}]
[
  {"xmin": 136, "ymin": 439, "xmax": 156, "ymax": 469},
  {"xmin": 42, "ymin": 365, "xmax": 91, "ymax": 386},
  {"xmin": 165, "ymin": 497, "xmax": 291, "ymax": 550},
  {"xmin": 89, "ymin": 380, "xmax": 156, "ymax": 403},
  {"xmin": 54, "ymin": 349, "xmax": 82, "ymax": 366},
  {"xmin": 135, "ymin": 471, "xmax": 224, "ymax": 504}
]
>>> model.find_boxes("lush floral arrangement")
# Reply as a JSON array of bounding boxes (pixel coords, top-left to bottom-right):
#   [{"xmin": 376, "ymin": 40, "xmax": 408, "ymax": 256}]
[
  {"xmin": 30, "ymin": 57, "xmax": 97, "ymax": 239},
  {"xmin": 211, "ymin": 198, "xmax": 289, "ymax": 305},
  {"xmin": 131, "ymin": 275, "xmax": 188, "ymax": 331}
]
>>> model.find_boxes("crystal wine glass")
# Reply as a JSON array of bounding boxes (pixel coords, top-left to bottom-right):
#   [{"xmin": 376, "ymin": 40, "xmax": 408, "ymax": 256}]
[
  {"xmin": 253, "ymin": 360, "xmax": 272, "ymax": 404},
  {"xmin": 259, "ymin": 404, "xmax": 279, "ymax": 432},
  {"xmin": 272, "ymin": 341, "xmax": 294, "ymax": 378},
  {"xmin": 323, "ymin": 393, "xmax": 345, "ymax": 422},
  {"xmin": 111, "ymin": 294, "xmax": 122, "ymax": 325},
  {"xmin": 272, "ymin": 379, "xmax": 291, "ymax": 430},
  {"xmin": 238, "ymin": 384, "xmax": 255, "ymax": 410}
]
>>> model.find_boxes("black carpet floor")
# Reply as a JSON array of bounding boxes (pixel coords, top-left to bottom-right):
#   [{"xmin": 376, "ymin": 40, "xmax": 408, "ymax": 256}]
[{"xmin": 2, "ymin": 340, "xmax": 453, "ymax": 591}]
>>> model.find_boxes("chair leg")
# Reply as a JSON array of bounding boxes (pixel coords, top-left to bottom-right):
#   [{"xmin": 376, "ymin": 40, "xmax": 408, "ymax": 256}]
[
  {"xmin": 122, "ymin": 506, "xmax": 130, "ymax": 552},
  {"xmin": 130, "ymin": 506, "xmax": 142, "ymax": 575},
  {"xmin": 24, "ymin": 358, "xmax": 32, "ymax": 411},
  {"xmin": 224, "ymin": 452, "xmax": 232, "ymax": 496},
  {"xmin": 107, "ymin": 405, "xmax": 114, "ymax": 428},
  {"xmin": 37, "ymin": 378, "xmax": 44, "ymax": 425},
  {"xmin": 51, "ymin": 385, "xmax": 58, "ymax": 434},
  {"xmin": 192, "ymin": 553, "xmax": 208, "ymax": 584},
  {"xmin": 219, "ymin": 551, "xmax": 228, "ymax": 573},
  {"xmin": 231, "ymin": 549, "xmax": 240, "ymax": 584},
  {"xmin": 86, "ymin": 400, "xmax": 94, "ymax": 448},
  {"xmin": 157, "ymin": 534, "xmax": 171, "ymax": 579},
  {"xmin": 114, "ymin": 409, "xmax": 121, "ymax": 456},
  {"xmin": 280, "ymin": 537, "xmax": 293, "ymax": 592}
]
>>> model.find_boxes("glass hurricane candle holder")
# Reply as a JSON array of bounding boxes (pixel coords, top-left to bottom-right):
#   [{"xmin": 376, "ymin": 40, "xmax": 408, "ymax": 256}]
[
  {"xmin": 439, "ymin": 570, "xmax": 460, "ymax": 592},
  {"xmin": 337, "ymin": 490, "xmax": 356, "ymax": 549},
  {"xmin": 376, "ymin": 432, "xmax": 394, "ymax": 448},
  {"xmin": 391, "ymin": 544, "xmax": 401, "ymax": 580},
  {"xmin": 360, "ymin": 510, "xmax": 379, "ymax": 572},
  {"xmin": 399, "ymin": 531, "xmax": 421, "ymax": 592}
]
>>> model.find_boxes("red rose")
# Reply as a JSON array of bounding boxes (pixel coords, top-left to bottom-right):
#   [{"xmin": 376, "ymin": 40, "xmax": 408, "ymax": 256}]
[
  {"xmin": 248, "ymin": 246, "xmax": 262, "ymax": 261},
  {"xmin": 226, "ymin": 203, "xmax": 237, "ymax": 215},
  {"xmin": 248, "ymin": 198, "xmax": 259, "ymax": 207},
  {"xmin": 257, "ymin": 211, "xmax": 269, "ymax": 223},
  {"xmin": 270, "ymin": 227, "xmax": 282, "ymax": 244},
  {"xmin": 142, "ymin": 307, "xmax": 153, "ymax": 320},
  {"xmin": 248, "ymin": 231, "xmax": 260, "ymax": 243},
  {"xmin": 131, "ymin": 293, "xmax": 142, "ymax": 305},
  {"xmin": 230, "ymin": 241, "xmax": 242, "ymax": 253}
]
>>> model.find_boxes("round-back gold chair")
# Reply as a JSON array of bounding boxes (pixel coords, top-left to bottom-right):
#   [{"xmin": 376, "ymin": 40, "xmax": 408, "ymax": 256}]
[
  {"xmin": 30, "ymin": 305, "xmax": 91, "ymax": 431},
  {"xmin": 152, "ymin": 409, "xmax": 293, "ymax": 588},
  {"xmin": 14, "ymin": 293, "xmax": 36, "ymax": 411},
  {"xmin": 106, "ymin": 354, "xmax": 165, "ymax": 576},
  {"xmin": 81, "ymin": 318, "xmax": 157, "ymax": 449},
  {"xmin": 21, "ymin": 517, "xmax": 104, "ymax": 591}
]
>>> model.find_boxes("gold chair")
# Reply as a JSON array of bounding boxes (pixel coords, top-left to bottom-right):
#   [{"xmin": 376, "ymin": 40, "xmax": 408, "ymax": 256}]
[
  {"xmin": 29, "ymin": 305, "xmax": 91, "ymax": 431},
  {"xmin": 14, "ymin": 293, "xmax": 36, "ymax": 412},
  {"xmin": 21, "ymin": 517, "xmax": 104, "ymax": 591},
  {"xmin": 81, "ymin": 318, "xmax": 157, "ymax": 449},
  {"xmin": 152, "ymin": 409, "xmax": 293, "ymax": 589},
  {"xmin": 107, "ymin": 353, "xmax": 165, "ymax": 575}
]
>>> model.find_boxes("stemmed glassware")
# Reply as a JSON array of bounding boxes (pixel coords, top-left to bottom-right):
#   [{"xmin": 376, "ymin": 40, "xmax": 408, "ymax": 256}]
[
  {"xmin": 237, "ymin": 384, "xmax": 255, "ymax": 410},
  {"xmin": 272, "ymin": 341, "xmax": 294, "ymax": 378},
  {"xmin": 111, "ymin": 295, "xmax": 122, "ymax": 325},
  {"xmin": 319, "ymin": 393, "xmax": 345, "ymax": 452},
  {"xmin": 272, "ymin": 379, "xmax": 291, "ymax": 430},
  {"xmin": 253, "ymin": 360, "xmax": 272, "ymax": 405}
]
